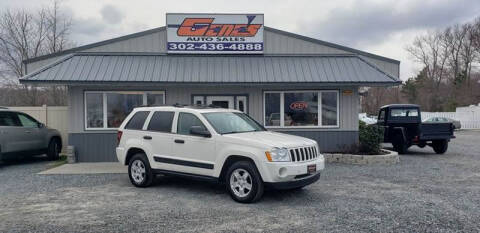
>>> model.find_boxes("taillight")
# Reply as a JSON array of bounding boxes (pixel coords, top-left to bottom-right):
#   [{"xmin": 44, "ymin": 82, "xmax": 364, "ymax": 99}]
[{"xmin": 117, "ymin": 131, "xmax": 123, "ymax": 145}]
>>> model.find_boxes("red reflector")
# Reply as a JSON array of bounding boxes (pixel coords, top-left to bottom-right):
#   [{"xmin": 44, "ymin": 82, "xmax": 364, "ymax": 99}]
[{"xmin": 117, "ymin": 131, "xmax": 123, "ymax": 145}]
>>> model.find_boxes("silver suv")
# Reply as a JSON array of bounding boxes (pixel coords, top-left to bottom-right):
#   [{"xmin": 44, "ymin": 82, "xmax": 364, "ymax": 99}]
[{"xmin": 0, "ymin": 108, "xmax": 62, "ymax": 161}]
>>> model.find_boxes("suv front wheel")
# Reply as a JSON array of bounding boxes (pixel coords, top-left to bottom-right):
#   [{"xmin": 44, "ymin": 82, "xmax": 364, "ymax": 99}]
[
  {"xmin": 128, "ymin": 153, "xmax": 154, "ymax": 187},
  {"xmin": 226, "ymin": 161, "xmax": 264, "ymax": 203}
]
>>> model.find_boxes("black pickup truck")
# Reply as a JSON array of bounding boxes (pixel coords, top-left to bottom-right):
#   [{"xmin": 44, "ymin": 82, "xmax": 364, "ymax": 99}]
[{"xmin": 377, "ymin": 104, "xmax": 455, "ymax": 154}]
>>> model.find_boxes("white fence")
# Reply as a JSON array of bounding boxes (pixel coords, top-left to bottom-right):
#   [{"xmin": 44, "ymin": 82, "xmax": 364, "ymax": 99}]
[
  {"xmin": 421, "ymin": 104, "xmax": 480, "ymax": 129},
  {"xmin": 8, "ymin": 105, "xmax": 69, "ymax": 150}
]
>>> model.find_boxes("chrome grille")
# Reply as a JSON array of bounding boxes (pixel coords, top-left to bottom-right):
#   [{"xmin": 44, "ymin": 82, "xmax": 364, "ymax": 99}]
[{"xmin": 289, "ymin": 146, "xmax": 318, "ymax": 162}]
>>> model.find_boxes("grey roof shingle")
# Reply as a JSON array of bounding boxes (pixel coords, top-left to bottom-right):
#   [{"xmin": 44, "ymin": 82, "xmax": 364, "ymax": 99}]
[{"xmin": 20, "ymin": 53, "xmax": 400, "ymax": 84}]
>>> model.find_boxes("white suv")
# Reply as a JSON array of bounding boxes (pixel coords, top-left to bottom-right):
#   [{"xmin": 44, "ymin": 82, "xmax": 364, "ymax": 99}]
[{"xmin": 116, "ymin": 106, "xmax": 324, "ymax": 203}]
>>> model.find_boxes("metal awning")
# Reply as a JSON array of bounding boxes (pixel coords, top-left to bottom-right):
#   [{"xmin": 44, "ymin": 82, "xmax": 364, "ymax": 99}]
[{"xmin": 20, "ymin": 53, "xmax": 400, "ymax": 85}]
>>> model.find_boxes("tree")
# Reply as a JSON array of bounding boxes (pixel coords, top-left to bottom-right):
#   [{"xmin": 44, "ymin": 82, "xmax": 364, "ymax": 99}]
[{"xmin": 0, "ymin": 0, "xmax": 72, "ymax": 106}]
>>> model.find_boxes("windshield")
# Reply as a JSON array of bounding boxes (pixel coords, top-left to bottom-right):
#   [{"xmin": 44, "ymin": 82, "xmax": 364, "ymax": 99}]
[{"xmin": 202, "ymin": 112, "xmax": 265, "ymax": 134}]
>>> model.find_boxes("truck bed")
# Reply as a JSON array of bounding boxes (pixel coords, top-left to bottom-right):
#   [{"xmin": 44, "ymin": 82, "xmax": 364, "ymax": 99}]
[{"xmin": 420, "ymin": 122, "xmax": 455, "ymax": 140}]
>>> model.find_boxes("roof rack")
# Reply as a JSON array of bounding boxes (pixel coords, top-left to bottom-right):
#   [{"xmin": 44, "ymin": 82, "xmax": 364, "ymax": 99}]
[
  {"xmin": 134, "ymin": 104, "xmax": 225, "ymax": 109},
  {"xmin": 186, "ymin": 104, "xmax": 224, "ymax": 109},
  {"xmin": 172, "ymin": 103, "xmax": 188, "ymax": 108}
]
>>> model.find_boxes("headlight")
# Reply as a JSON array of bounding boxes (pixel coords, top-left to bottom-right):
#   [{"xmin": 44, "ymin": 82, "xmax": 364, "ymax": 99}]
[{"xmin": 265, "ymin": 147, "xmax": 290, "ymax": 162}]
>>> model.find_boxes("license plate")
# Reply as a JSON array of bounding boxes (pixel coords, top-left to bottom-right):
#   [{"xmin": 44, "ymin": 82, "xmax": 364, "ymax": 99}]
[{"xmin": 307, "ymin": 164, "xmax": 316, "ymax": 174}]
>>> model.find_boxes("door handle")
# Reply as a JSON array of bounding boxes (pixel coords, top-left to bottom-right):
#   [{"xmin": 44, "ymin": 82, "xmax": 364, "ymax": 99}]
[
  {"xmin": 25, "ymin": 130, "xmax": 32, "ymax": 133},
  {"xmin": 143, "ymin": 136, "xmax": 152, "ymax": 140},
  {"xmin": 174, "ymin": 139, "xmax": 185, "ymax": 144}
]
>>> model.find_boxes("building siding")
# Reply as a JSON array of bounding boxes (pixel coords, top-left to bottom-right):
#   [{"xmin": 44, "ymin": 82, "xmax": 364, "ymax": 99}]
[
  {"xmin": 283, "ymin": 130, "xmax": 358, "ymax": 153},
  {"xmin": 264, "ymin": 30, "xmax": 350, "ymax": 55},
  {"xmin": 69, "ymin": 133, "xmax": 118, "ymax": 162}
]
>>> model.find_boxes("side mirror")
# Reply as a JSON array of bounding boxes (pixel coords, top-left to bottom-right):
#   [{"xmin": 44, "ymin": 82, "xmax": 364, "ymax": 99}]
[
  {"xmin": 190, "ymin": 126, "xmax": 211, "ymax": 138},
  {"xmin": 37, "ymin": 123, "xmax": 45, "ymax": 128}
]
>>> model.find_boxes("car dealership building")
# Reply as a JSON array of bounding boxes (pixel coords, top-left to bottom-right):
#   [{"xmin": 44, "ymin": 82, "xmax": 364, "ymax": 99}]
[{"xmin": 20, "ymin": 14, "xmax": 400, "ymax": 162}]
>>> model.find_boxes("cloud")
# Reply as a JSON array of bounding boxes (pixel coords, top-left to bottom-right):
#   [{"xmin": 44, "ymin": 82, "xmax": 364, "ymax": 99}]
[
  {"xmin": 100, "ymin": 4, "xmax": 124, "ymax": 24},
  {"xmin": 73, "ymin": 18, "xmax": 105, "ymax": 35},
  {"xmin": 300, "ymin": 0, "xmax": 480, "ymax": 48}
]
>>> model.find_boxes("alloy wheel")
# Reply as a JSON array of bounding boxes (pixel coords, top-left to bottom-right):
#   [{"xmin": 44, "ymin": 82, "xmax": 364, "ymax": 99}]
[
  {"xmin": 130, "ymin": 160, "xmax": 146, "ymax": 184},
  {"xmin": 230, "ymin": 168, "xmax": 252, "ymax": 198}
]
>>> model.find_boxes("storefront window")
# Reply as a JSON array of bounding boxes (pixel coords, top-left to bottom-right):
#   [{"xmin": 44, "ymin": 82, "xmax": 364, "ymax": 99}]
[
  {"xmin": 147, "ymin": 93, "xmax": 165, "ymax": 106},
  {"xmin": 85, "ymin": 91, "xmax": 164, "ymax": 129},
  {"xmin": 264, "ymin": 93, "xmax": 280, "ymax": 126},
  {"xmin": 321, "ymin": 92, "xmax": 338, "ymax": 126},
  {"xmin": 284, "ymin": 92, "xmax": 318, "ymax": 126},
  {"xmin": 264, "ymin": 91, "xmax": 339, "ymax": 128},
  {"xmin": 86, "ymin": 93, "xmax": 104, "ymax": 128},
  {"xmin": 107, "ymin": 93, "xmax": 143, "ymax": 128}
]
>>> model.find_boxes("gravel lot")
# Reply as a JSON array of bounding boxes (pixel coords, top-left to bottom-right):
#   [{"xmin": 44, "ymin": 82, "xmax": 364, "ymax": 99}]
[{"xmin": 1, "ymin": 130, "xmax": 479, "ymax": 233}]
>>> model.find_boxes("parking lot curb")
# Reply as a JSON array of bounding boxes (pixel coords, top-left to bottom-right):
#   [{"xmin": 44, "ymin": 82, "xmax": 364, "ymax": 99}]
[{"xmin": 323, "ymin": 149, "xmax": 399, "ymax": 165}]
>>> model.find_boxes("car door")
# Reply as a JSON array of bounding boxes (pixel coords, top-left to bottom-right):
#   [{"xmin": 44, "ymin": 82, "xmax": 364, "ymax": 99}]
[
  {"xmin": 144, "ymin": 111, "xmax": 175, "ymax": 170},
  {"xmin": 16, "ymin": 113, "xmax": 47, "ymax": 150},
  {"xmin": 0, "ymin": 111, "xmax": 31, "ymax": 153},
  {"xmin": 170, "ymin": 112, "xmax": 216, "ymax": 176}
]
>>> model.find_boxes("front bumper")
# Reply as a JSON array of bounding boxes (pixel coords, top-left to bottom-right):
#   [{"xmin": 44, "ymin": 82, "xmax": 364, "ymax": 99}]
[
  {"xmin": 265, "ymin": 173, "xmax": 321, "ymax": 189},
  {"xmin": 259, "ymin": 156, "xmax": 325, "ymax": 183}
]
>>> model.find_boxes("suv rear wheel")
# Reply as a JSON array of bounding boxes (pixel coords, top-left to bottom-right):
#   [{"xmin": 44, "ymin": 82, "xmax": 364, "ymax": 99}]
[
  {"xmin": 226, "ymin": 161, "xmax": 264, "ymax": 203},
  {"xmin": 128, "ymin": 153, "xmax": 154, "ymax": 187},
  {"xmin": 47, "ymin": 138, "xmax": 60, "ymax": 160}
]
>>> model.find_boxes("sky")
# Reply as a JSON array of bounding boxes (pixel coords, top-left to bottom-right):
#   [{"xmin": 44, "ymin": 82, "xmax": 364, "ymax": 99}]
[{"xmin": 1, "ymin": 0, "xmax": 480, "ymax": 80}]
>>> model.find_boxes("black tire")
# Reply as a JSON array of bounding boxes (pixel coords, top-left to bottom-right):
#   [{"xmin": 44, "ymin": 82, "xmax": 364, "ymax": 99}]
[
  {"xmin": 128, "ymin": 153, "xmax": 154, "ymax": 187},
  {"xmin": 392, "ymin": 133, "xmax": 410, "ymax": 154},
  {"xmin": 226, "ymin": 161, "xmax": 264, "ymax": 203},
  {"xmin": 47, "ymin": 138, "xmax": 60, "ymax": 160},
  {"xmin": 432, "ymin": 140, "xmax": 448, "ymax": 154}
]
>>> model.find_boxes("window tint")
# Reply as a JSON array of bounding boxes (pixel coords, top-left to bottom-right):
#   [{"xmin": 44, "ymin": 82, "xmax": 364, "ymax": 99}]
[
  {"xmin": 148, "ymin": 111, "xmax": 174, "ymax": 132},
  {"xmin": 177, "ymin": 112, "xmax": 207, "ymax": 136},
  {"xmin": 391, "ymin": 109, "xmax": 418, "ymax": 117},
  {"xmin": 17, "ymin": 114, "xmax": 38, "ymax": 127},
  {"xmin": 0, "ymin": 112, "xmax": 21, "ymax": 126},
  {"xmin": 125, "ymin": 111, "xmax": 149, "ymax": 130}
]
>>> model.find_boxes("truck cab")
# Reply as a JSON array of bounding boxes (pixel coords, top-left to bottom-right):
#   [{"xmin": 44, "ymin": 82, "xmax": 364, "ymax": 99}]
[{"xmin": 377, "ymin": 104, "xmax": 455, "ymax": 154}]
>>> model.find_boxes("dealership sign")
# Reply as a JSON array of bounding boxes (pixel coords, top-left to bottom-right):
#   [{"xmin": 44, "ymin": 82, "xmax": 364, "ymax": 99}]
[{"xmin": 166, "ymin": 13, "xmax": 264, "ymax": 54}]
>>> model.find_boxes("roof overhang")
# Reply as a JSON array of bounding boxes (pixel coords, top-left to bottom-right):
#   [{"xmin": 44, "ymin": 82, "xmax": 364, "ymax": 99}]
[{"xmin": 20, "ymin": 53, "xmax": 401, "ymax": 86}]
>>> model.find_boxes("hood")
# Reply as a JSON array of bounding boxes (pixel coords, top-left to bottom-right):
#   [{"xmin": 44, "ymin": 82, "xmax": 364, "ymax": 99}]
[{"xmin": 222, "ymin": 131, "xmax": 317, "ymax": 149}]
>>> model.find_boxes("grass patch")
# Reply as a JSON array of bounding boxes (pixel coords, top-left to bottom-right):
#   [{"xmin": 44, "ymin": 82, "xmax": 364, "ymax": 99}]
[{"xmin": 49, "ymin": 154, "xmax": 68, "ymax": 168}]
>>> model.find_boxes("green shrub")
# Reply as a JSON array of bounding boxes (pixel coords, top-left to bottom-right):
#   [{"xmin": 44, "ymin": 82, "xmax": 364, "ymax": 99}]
[{"xmin": 359, "ymin": 120, "xmax": 384, "ymax": 155}]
